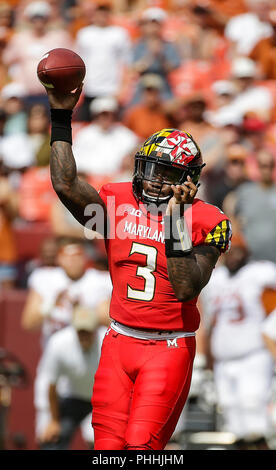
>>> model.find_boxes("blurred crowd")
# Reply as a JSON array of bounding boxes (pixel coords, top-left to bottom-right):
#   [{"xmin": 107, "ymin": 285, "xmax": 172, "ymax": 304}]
[{"xmin": 1, "ymin": 0, "xmax": 276, "ymax": 451}]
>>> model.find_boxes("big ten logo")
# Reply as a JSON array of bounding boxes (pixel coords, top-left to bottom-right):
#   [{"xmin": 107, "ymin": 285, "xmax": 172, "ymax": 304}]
[
  {"xmin": 115, "ymin": 204, "xmax": 144, "ymax": 240},
  {"xmin": 129, "ymin": 208, "xmax": 142, "ymax": 218}
]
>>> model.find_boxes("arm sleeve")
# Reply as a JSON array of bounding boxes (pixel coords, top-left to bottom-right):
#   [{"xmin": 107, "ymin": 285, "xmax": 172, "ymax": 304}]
[{"xmin": 204, "ymin": 219, "xmax": 232, "ymax": 253}]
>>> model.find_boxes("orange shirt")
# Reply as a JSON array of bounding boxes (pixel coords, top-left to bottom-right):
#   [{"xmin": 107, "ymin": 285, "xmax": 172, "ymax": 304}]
[
  {"xmin": 123, "ymin": 104, "xmax": 171, "ymax": 139},
  {"xmin": 250, "ymin": 37, "xmax": 276, "ymax": 80},
  {"xmin": 0, "ymin": 209, "xmax": 16, "ymax": 263},
  {"xmin": 262, "ymin": 288, "xmax": 276, "ymax": 315},
  {"xmin": 2, "ymin": 0, "xmax": 20, "ymax": 6},
  {"xmin": 206, "ymin": 0, "xmax": 247, "ymax": 19}
]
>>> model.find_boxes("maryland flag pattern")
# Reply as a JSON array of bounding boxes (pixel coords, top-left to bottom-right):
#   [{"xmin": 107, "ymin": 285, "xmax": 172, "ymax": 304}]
[
  {"xmin": 204, "ymin": 219, "xmax": 232, "ymax": 253},
  {"xmin": 139, "ymin": 129, "xmax": 202, "ymax": 167}
]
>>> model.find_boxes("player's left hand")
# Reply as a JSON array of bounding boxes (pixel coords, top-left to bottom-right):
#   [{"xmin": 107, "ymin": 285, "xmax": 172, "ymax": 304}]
[{"xmin": 166, "ymin": 176, "xmax": 198, "ymax": 216}]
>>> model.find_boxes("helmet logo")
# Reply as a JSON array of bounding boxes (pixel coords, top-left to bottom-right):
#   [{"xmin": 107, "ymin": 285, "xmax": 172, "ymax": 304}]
[
  {"xmin": 163, "ymin": 131, "xmax": 198, "ymax": 166},
  {"xmin": 172, "ymin": 149, "xmax": 195, "ymax": 165},
  {"xmin": 133, "ymin": 128, "xmax": 203, "ymax": 204},
  {"xmin": 166, "ymin": 130, "xmax": 185, "ymax": 147}
]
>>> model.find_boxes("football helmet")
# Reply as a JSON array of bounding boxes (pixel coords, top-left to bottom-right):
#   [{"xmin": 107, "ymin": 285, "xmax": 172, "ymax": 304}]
[{"xmin": 132, "ymin": 128, "xmax": 205, "ymax": 205}]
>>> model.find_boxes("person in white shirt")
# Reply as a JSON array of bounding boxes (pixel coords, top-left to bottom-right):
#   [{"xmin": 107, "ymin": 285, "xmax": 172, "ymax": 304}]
[
  {"xmin": 206, "ymin": 57, "xmax": 273, "ymax": 128},
  {"xmin": 75, "ymin": 2, "xmax": 131, "ymax": 121},
  {"xmin": 38, "ymin": 306, "xmax": 100, "ymax": 449},
  {"xmin": 22, "ymin": 238, "xmax": 112, "ymax": 347},
  {"xmin": 21, "ymin": 238, "xmax": 112, "ymax": 444},
  {"xmin": 225, "ymin": 0, "xmax": 273, "ymax": 55},
  {"xmin": 199, "ymin": 234, "xmax": 276, "ymax": 450},
  {"xmin": 72, "ymin": 96, "xmax": 139, "ymax": 177}
]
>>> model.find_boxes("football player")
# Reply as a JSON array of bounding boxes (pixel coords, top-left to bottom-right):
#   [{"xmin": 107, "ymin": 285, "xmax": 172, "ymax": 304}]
[
  {"xmin": 200, "ymin": 234, "xmax": 276, "ymax": 450},
  {"xmin": 43, "ymin": 84, "xmax": 232, "ymax": 450}
]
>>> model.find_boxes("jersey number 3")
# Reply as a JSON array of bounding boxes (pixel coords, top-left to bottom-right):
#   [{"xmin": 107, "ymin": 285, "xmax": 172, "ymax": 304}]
[{"xmin": 127, "ymin": 242, "xmax": 157, "ymax": 302}]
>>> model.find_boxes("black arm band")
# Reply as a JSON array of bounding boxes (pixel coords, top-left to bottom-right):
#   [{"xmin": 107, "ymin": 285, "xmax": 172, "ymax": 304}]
[
  {"xmin": 50, "ymin": 109, "xmax": 73, "ymax": 146},
  {"xmin": 164, "ymin": 215, "xmax": 193, "ymax": 258}
]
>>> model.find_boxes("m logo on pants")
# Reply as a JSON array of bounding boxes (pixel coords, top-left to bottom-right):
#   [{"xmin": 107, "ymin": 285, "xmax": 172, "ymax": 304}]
[{"xmin": 167, "ymin": 338, "xmax": 178, "ymax": 348}]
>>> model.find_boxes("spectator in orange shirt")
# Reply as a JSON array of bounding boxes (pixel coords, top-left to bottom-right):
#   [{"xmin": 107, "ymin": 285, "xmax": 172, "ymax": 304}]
[
  {"xmin": 123, "ymin": 73, "xmax": 171, "ymax": 139},
  {"xmin": 250, "ymin": 9, "xmax": 276, "ymax": 80}
]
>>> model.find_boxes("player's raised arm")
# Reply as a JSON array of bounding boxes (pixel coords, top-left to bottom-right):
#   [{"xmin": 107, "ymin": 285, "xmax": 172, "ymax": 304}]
[
  {"xmin": 164, "ymin": 179, "xmax": 221, "ymax": 302},
  {"xmin": 45, "ymin": 86, "xmax": 107, "ymax": 234}
]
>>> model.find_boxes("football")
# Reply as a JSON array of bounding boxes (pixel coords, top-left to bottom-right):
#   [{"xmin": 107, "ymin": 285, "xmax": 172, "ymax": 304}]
[{"xmin": 37, "ymin": 48, "xmax": 86, "ymax": 93}]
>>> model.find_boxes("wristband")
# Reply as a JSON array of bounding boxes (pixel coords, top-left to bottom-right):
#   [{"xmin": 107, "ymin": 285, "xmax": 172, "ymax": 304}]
[
  {"xmin": 164, "ymin": 214, "xmax": 193, "ymax": 257},
  {"xmin": 50, "ymin": 108, "xmax": 73, "ymax": 146}
]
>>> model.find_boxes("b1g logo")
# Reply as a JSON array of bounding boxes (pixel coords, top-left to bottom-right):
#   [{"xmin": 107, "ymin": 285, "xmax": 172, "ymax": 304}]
[
  {"xmin": 166, "ymin": 130, "xmax": 197, "ymax": 165},
  {"xmin": 129, "ymin": 208, "xmax": 142, "ymax": 218},
  {"xmin": 167, "ymin": 338, "xmax": 178, "ymax": 348}
]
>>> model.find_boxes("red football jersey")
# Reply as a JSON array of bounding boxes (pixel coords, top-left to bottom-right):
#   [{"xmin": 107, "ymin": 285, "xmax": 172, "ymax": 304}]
[{"xmin": 99, "ymin": 182, "xmax": 231, "ymax": 331}]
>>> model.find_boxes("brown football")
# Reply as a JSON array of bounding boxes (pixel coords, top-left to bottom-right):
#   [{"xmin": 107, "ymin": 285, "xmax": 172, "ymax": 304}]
[{"xmin": 37, "ymin": 48, "xmax": 86, "ymax": 93}]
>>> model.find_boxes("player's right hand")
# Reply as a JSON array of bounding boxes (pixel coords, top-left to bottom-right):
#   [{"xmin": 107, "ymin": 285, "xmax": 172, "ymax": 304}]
[
  {"xmin": 166, "ymin": 176, "xmax": 198, "ymax": 215},
  {"xmin": 44, "ymin": 83, "xmax": 83, "ymax": 110}
]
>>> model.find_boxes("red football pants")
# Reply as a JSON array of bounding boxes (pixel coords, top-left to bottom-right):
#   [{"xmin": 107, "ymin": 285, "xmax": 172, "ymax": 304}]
[{"xmin": 91, "ymin": 329, "xmax": 196, "ymax": 450}]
